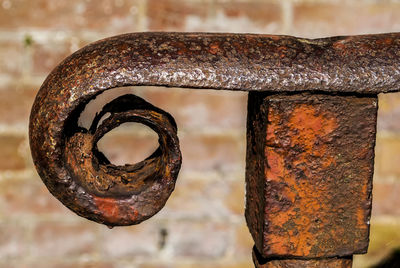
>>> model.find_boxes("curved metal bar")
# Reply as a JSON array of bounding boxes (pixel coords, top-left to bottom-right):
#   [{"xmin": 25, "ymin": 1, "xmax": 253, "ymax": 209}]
[
  {"xmin": 31, "ymin": 93, "xmax": 181, "ymax": 226},
  {"xmin": 29, "ymin": 32, "xmax": 400, "ymax": 226}
]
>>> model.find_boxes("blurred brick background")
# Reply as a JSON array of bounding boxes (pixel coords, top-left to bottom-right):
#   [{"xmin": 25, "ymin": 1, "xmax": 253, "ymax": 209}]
[{"xmin": 1, "ymin": 0, "xmax": 400, "ymax": 267}]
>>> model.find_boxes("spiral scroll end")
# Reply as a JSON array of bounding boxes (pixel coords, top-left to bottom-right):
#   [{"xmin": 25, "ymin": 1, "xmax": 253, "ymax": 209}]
[{"xmin": 30, "ymin": 93, "xmax": 181, "ymax": 227}]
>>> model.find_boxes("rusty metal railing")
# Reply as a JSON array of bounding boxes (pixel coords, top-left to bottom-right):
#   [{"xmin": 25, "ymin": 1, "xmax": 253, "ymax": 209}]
[{"xmin": 29, "ymin": 32, "xmax": 400, "ymax": 267}]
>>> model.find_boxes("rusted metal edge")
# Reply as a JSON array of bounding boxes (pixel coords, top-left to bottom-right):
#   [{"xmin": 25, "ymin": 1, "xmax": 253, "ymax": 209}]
[
  {"xmin": 252, "ymin": 246, "xmax": 353, "ymax": 268},
  {"xmin": 36, "ymin": 32, "xmax": 400, "ymax": 96}
]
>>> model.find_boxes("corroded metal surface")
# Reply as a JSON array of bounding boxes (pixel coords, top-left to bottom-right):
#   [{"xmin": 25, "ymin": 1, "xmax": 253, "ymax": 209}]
[
  {"xmin": 246, "ymin": 92, "xmax": 377, "ymax": 258},
  {"xmin": 253, "ymin": 247, "xmax": 352, "ymax": 268},
  {"xmin": 29, "ymin": 32, "xmax": 392, "ymax": 233},
  {"xmin": 30, "ymin": 32, "xmax": 400, "ymax": 97},
  {"xmin": 31, "ymin": 93, "xmax": 181, "ymax": 226}
]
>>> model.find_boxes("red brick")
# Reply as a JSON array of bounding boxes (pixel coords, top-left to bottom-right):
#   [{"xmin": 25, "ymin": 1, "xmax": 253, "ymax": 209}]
[
  {"xmin": 158, "ymin": 178, "xmax": 219, "ymax": 220},
  {"xmin": 31, "ymin": 35, "xmax": 101, "ymax": 76},
  {"xmin": 31, "ymin": 36, "xmax": 94, "ymax": 77},
  {"xmin": 139, "ymin": 264, "xmax": 174, "ymax": 268},
  {"xmin": 213, "ymin": 1, "xmax": 282, "ymax": 33},
  {"xmin": 0, "ymin": 263, "xmax": 19, "ymax": 268},
  {"xmin": 0, "ymin": 41, "xmax": 23, "ymax": 77},
  {"xmin": 142, "ymin": 88, "xmax": 247, "ymax": 131},
  {"xmin": 96, "ymin": 127, "xmax": 159, "ymax": 166},
  {"xmin": 147, "ymin": 0, "xmax": 281, "ymax": 32},
  {"xmin": 0, "ymin": 135, "xmax": 26, "ymax": 170},
  {"xmin": 32, "ymin": 41, "xmax": 75, "ymax": 76},
  {"xmin": 140, "ymin": 262, "xmax": 253, "ymax": 268},
  {"xmin": 99, "ymin": 223, "xmax": 159, "ymax": 258},
  {"xmin": 167, "ymin": 221, "xmax": 230, "ymax": 259},
  {"xmin": 179, "ymin": 263, "xmax": 252, "ymax": 268},
  {"xmin": 293, "ymin": 2, "xmax": 400, "ymax": 38},
  {"xmin": 17, "ymin": 262, "xmax": 116, "ymax": 268},
  {"xmin": 0, "ymin": 0, "xmax": 142, "ymax": 33},
  {"xmin": 159, "ymin": 175, "xmax": 244, "ymax": 220},
  {"xmin": 31, "ymin": 222, "xmax": 98, "ymax": 258},
  {"xmin": 180, "ymin": 134, "xmax": 245, "ymax": 172},
  {"xmin": 0, "ymin": 223, "xmax": 28, "ymax": 259},
  {"xmin": 0, "ymin": 84, "xmax": 38, "ymax": 127},
  {"xmin": 147, "ymin": 0, "xmax": 212, "ymax": 31},
  {"xmin": 184, "ymin": 263, "xmax": 252, "ymax": 268},
  {"xmin": 377, "ymin": 92, "xmax": 400, "ymax": 133},
  {"xmin": 233, "ymin": 223, "xmax": 254, "ymax": 259},
  {"xmin": 372, "ymin": 181, "xmax": 400, "ymax": 216},
  {"xmin": 94, "ymin": 129, "xmax": 245, "ymax": 172},
  {"xmin": 0, "ymin": 177, "xmax": 71, "ymax": 216},
  {"xmin": 374, "ymin": 135, "xmax": 400, "ymax": 179},
  {"xmin": 223, "ymin": 179, "xmax": 245, "ymax": 216}
]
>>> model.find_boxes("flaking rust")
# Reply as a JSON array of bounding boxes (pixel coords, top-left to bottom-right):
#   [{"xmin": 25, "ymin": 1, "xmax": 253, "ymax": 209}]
[{"xmin": 246, "ymin": 92, "xmax": 377, "ymax": 261}]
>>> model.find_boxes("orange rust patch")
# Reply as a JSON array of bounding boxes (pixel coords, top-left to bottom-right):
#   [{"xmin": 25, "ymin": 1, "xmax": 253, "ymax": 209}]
[
  {"xmin": 376, "ymin": 38, "xmax": 393, "ymax": 46},
  {"xmin": 246, "ymin": 94, "xmax": 377, "ymax": 258},
  {"xmin": 93, "ymin": 196, "xmax": 121, "ymax": 223},
  {"xmin": 277, "ymin": 46, "xmax": 288, "ymax": 59},
  {"xmin": 333, "ymin": 41, "xmax": 346, "ymax": 50},
  {"xmin": 209, "ymin": 42, "xmax": 221, "ymax": 54},
  {"xmin": 93, "ymin": 196, "xmax": 140, "ymax": 224},
  {"xmin": 264, "ymin": 148, "xmax": 284, "ymax": 182},
  {"xmin": 289, "ymin": 105, "xmax": 337, "ymax": 169},
  {"xmin": 264, "ymin": 104, "xmax": 339, "ymax": 256}
]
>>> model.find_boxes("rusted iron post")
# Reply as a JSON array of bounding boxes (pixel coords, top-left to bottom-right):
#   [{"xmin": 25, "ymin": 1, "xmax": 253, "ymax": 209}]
[
  {"xmin": 29, "ymin": 32, "xmax": 400, "ymax": 267},
  {"xmin": 246, "ymin": 93, "xmax": 377, "ymax": 267}
]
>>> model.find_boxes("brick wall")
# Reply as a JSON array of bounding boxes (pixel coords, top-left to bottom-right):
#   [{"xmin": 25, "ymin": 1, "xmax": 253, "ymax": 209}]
[{"xmin": 0, "ymin": 0, "xmax": 400, "ymax": 267}]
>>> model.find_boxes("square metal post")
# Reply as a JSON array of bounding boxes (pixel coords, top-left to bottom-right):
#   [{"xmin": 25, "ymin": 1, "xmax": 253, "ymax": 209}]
[{"xmin": 246, "ymin": 92, "xmax": 378, "ymax": 267}]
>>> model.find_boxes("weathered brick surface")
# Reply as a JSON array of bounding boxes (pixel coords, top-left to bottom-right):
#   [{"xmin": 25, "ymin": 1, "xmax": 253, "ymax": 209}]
[
  {"xmin": 0, "ymin": 223, "xmax": 28, "ymax": 260},
  {"xmin": 96, "ymin": 128, "xmax": 160, "ymax": 166},
  {"xmin": 142, "ymin": 88, "xmax": 248, "ymax": 131},
  {"xmin": 374, "ymin": 135, "xmax": 400, "ymax": 179},
  {"xmin": 167, "ymin": 221, "xmax": 230, "ymax": 259},
  {"xmin": 0, "ymin": 176, "xmax": 70, "ymax": 216},
  {"xmin": 99, "ymin": 223, "xmax": 160, "ymax": 258},
  {"xmin": 180, "ymin": 134, "xmax": 245, "ymax": 172},
  {"xmin": 147, "ymin": 0, "xmax": 282, "ymax": 33},
  {"xmin": 0, "ymin": 41, "xmax": 23, "ymax": 77},
  {"xmin": 371, "ymin": 181, "xmax": 400, "ymax": 216},
  {"xmin": 0, "ymin": 135, "xmax": 26, "ymax": 170},
  {"xmin": 96, "ymin": 131, "xmax": 245, "ymax": 172},
  {"xmin": 158, "ymin": 174, "xmax": 244, "ymax": 220},
  {"xmin": 147, "ymin": 0, "xmax": 212, "ymax": 31},
  {"xmin": 32, "ymin": 40, "xmax": 76, "ymax": 76},
  {"xmin": 292, "ymin": 1, "xmax": 400, "ymax": 37},
  {"xmin": 212, "ymin": 1, "xmax": 282, "ymax": 33},
  {"xmin": 16, "ymin": 262, "xmax": 116, "ymax": 268},
  {"xmin": 31, "ymin": 221, "xmax": 98, "ymax": 258},
  {"xmin": 233, "ymin": 223, "xmax": 254, "ymax": 259},
  {"xmin": 0, "ymin": 0, "xmax": 143, "ymax": 33},
  {"xmin": 377, "ymin": 92, "xmax": 400, "ymax": 133},
  {"xmin": 223, "ymin": 178, "xmax": 246, "ymax": 216},
  {"xmin": 0, "ymin": 84, "xmax": 37, "ymax": 127},
  {"xmin": 139, "ymin": 262, "xmax": 253, "ymax": 268},
  {"xmin": 1, "ymin": 1, "xmax": 400, "ymax": 268}
]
